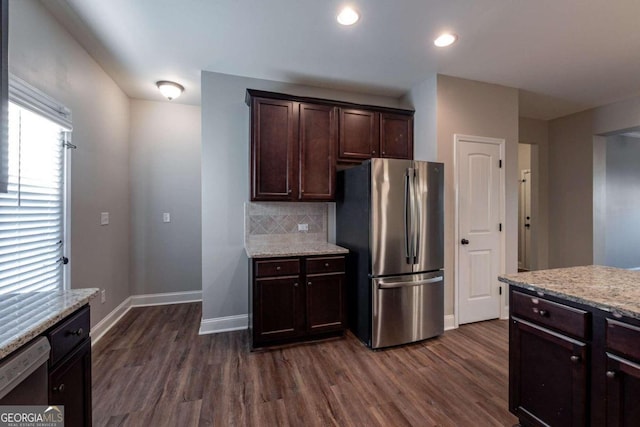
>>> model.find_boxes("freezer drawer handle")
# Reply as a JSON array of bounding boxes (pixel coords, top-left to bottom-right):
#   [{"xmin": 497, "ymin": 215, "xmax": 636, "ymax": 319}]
[{"xmin": 378, "ymin": 276, "xmax": 443, "ymax": 289}]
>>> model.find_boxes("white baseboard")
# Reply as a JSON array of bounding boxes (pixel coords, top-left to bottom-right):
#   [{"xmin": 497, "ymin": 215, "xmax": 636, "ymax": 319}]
[
  {"xmin": 91, "ymin": 297, "xmax": 132, "ymax": 346},
  {"xmin": 91, "ymin": 290, "xmax": 202, "ymax": 346},
  {"xmin": 199, "ymin": 314, "xmax": 248, "ymax": 335},
  {"xmin": 444, "ymin": 314, "xmax": 457, "ymax": 331},
  {"xmin": 130, "ymin": 290, "xmax": 202, "ymax": 307}
]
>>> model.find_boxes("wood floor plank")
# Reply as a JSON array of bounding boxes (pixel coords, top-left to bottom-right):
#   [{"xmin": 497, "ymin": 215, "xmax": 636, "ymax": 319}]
[{"xmin": 92, "ymin": 303, "xmax": 518, "ymax": 426}]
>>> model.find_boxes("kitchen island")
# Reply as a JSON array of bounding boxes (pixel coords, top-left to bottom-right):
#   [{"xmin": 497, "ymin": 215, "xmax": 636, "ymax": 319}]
[
  {"xmin": 0, "ymin": 288, "xmax": 98, "ymax": 426},
  {"xmin": 499, "ymin": 266, "xmax": 640, "ymax": 426}
]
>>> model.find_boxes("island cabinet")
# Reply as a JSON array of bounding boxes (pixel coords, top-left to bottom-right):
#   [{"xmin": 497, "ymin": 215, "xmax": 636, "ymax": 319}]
[
  {"xmin": 249, "ymin": 255, "xmax": 346, "ymax": 348},
  {"xmin": 46, "ymin": 305, "xmax": 92, "ymax": 427},
  {"xmin": 247, "ymin": 89, "xmax": 414, "ymax": 202},
  {"xmin": 508, "ymin": 286, "xmax": 640, "ymax": 427},
  {"xmin": 604, "ymin": 319, "xmax": 640, "ymax": 426}
]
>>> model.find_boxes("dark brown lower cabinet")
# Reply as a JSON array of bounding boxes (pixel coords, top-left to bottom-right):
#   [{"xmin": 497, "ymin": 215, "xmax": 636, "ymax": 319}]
[
  {"xmin": 509, "ymin": 286, "xmax": 640, "ymax": 427},
  {"xmin": 510, "ymin": 318, "xmax": 587, "ymax": 426},
  {"xmin": 606, "ymin": 353, "xmax": 640, "ymax": 426},
  {"xmin": 49, "ymin": 339, "xmax": 92, "ymax": 427},
  {"xmin": 250, "ymin": 255, "xmax": 346, "ymax": 348},
  {"xmin": 254, "ymin": 276, "xmax": 305, "ymax": 341}
]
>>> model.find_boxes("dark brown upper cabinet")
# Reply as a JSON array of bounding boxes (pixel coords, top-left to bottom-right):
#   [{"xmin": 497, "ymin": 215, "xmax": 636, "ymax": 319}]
[
  {"xmin": 250, "ymin": 97, "xmax": 297, "ymax": 200},
  {"xmin": 338, "ymin": 108, "xmax": 379, "ymax": 160},
  {"xmin": 338, "ymin": 110, "xmax": 414, "ymax": 163},
  {"xmin": 380, "ymin": 113, "xmax": 413, "ymax": 159},
  {"xmin": 247, "ymin": 89, "xmax": 414, "ymax": 201},
  {"xmin": 299, "ymin": 103, "xmax": 337, "ymax": 201}
]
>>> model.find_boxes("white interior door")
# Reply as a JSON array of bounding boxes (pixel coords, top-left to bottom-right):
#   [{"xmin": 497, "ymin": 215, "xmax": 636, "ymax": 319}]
[{"xmin": 457, "ymin": 137, "xmax": 503, "ymax": 325}]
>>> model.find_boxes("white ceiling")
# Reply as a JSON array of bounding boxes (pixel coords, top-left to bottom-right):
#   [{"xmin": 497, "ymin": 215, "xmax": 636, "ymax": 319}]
[{"xmin": 43, "ymin": 0, "xmax": 640, "ymax": 120}]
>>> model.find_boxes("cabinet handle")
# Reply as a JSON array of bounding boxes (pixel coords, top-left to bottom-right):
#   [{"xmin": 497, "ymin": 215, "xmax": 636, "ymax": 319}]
[
  {"xmin": 53, "ymin": 384, "xmax": 65, "ymax": 393},
  {"xmin": 288, "ymin": 189, "xmax": 292, "ymax": 194},
  {"xmin": 382, "ymin": 151, "xmax": 386, "ymax": 155},
  {"xmin": 372, "ymin": 150, "xmax": 376, "ymax": 154},
  {"xmin": 570, "ymin": 355, "xmax": 580, "ymax": 363},
  {"xmin": 276, "ymin": 266, "xmax": 281, "ymax": 271},
  {"xmin": 293, "ymin": 282, "xmax": 298, "ymax": 287},
  {"xmin": 324, "ymin": 263, "xmax": 329, "ymax": 267},
  {"xmin": 308, "ymin": 281, "xmax": 312, "ymax": 286},
  {"xmin": 67, "ymin": 328, "xmax": 83, "ymax": 336},
  {"xmin": 536, "ymin": 309, "xmax": 547, "ymax": 317},
  {"xmin": 606, "ymin": 371, "xmax": 616, "ymax": 379}
]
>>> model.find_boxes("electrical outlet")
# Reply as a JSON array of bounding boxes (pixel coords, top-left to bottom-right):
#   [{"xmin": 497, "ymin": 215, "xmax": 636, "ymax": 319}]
[
  {"xmin": 100, "ymin": 212, "xmax": 109, "ymax": 225},
  {"xmin": 298, "ymin": 223, "xmax": 308, "ymax": 232},
  {"xmin": 101, "ymin": 289, "xmax": 106, "ymax": 304},
  {"xmin": 163, "ymin": 212, "xmax": 171, "ymax": 223}
]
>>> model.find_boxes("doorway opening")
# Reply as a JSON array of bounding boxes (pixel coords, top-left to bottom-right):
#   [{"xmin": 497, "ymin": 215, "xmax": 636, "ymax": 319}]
[{"xmin": 517, "ymin": 143, "xmax": 539, "ymax": 272}]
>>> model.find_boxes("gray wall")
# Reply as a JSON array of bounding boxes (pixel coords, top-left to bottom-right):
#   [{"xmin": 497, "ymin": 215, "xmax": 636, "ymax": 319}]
[
  {"xmin": 201, "ymin": 71, "xmax": 408, "ymax": 321},
  {"xmin": 403, "ymin": 75, "xmax": 437, "ymax": 161},
  {"xmin": 436, "ymin": 75, "xmax": 519, "ymax": 316},
  {"xmin": 129, "ymin": 100, "xmax": 202, "ymax": 295},
  {"xmin": 519, "ymin": 117, "xmax": 550, "ymax": 269},
  {"xmin": 548, "ymin": 95, "xmax": 640, "ymax": 267},
  {"xmin": 9, "ymin": 0, "xmax": 131, "ymax": 326},
  {"xmin": 602, "ymin": 136, "xmax": 640, "ymax": 268}
]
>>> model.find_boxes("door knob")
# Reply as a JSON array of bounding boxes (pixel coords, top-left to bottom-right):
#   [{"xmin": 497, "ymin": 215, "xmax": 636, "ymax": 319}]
[{"xmin": 461, "ymin": 238, "xmax": 469, "ymax": 245}]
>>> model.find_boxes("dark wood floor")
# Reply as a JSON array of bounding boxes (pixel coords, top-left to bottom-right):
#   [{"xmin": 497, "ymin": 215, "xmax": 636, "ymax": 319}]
[{"xmin": 92, "ymin": 303, "xmax": 517, "ymax": 426}]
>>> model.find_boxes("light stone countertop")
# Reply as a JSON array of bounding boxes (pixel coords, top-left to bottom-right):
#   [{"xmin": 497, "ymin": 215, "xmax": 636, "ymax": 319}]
[
  {"xmin": 245, "ymin": 241, "xmax": 349, "ymax": 258},
  {"xmin": 499, "ymin": 265, "xmax": 640, "ymax": 319},
  {"xmin": 0, "ymin": 288, "xmax": 99, "ymax": 360}
]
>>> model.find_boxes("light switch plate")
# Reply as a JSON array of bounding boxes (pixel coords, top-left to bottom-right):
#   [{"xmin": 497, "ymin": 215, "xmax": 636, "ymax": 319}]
[
  {"xmin": 298, "ymin": 223, "xmax": 308, "ymax": 232},
  {"xmin": 163, "ymin": 213, "xmax": 171, "ymax": 223},
  {"xmin": 100, "ymin": 212, "xmax": 109, "ymax": 225}
]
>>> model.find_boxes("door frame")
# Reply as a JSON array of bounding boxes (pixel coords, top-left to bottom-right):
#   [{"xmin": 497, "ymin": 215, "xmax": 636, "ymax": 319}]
[{"xmin": 453, "ymin": 134, "xmax": 506, "ymax": 328}]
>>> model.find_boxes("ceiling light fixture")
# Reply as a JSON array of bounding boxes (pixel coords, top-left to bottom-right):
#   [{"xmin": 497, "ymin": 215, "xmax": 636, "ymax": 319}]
[
  {"xmin": 337, "ymin": 7, "xmax": 359, "ymax": 26},
  {"xmin": 434, "ymin": 33, "xmax": 458, "ymax": 48},
  {"xmin": 156, "ymin": 81, "xmax": 184, "ymax": 100}
]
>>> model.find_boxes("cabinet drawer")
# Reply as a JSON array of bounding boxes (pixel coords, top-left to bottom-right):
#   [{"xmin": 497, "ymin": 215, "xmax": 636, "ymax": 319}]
[
  {"xmin": 255, "ymin": 258, "xmax": 300, "ymax": 278},
  {"xmin": 306, "ymin": 256, "xmax": 345, "ymax": 274},
  {"xmin": 511, "ymin": 291, "xmax": 589, "ymax": 339},
  {"xmin": 48, "ymin": 306, "xmax": 90, "ymax": 367},
  {"xmin": 607, "ymin": 318, "xmax": 640, "ymax": 361}
]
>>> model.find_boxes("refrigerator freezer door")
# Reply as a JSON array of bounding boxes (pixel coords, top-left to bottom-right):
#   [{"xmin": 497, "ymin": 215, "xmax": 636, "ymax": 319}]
[
  {"xmin": 371, "ymin": 158, "xmax": 415, "ymax": 277},
  {"xmin": 371, "ymin": 271, "xmax": 444, "ymax": 348},
  {"xmin": 412, "ymin": 161, "xmax": 444, "ymax": 273}
]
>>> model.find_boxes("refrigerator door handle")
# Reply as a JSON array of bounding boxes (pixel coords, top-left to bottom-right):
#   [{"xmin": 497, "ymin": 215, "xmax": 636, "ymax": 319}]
[
  {"xmin": 412, "ymin": 168, "xmax": 420, "ymax": 263},
  {"xmin": 404, "ymin": 171, "xmax": 412, "ymax": 262},
  {"xmin": 377, "ymin": 276, "xmax": 443, "ymax": 289}
]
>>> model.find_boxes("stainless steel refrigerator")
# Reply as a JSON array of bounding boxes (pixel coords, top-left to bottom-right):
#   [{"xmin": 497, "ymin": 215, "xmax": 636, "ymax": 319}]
[{"xmin": 336, "ymin": 158, "xmax": 444, "ymax": 349}]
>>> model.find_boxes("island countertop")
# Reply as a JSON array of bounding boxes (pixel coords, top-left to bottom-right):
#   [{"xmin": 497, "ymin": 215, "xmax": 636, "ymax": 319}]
[
  {"xmin": 245, "ymin": 241, "xmax": 348, "ymax": 258},
  {"xmin": 499, "ymin": 265, "xmax": 640, "ymax": 320},
  {"xmin": 0, "ymin": 288, "xmax": 99, "ymax": 360}
]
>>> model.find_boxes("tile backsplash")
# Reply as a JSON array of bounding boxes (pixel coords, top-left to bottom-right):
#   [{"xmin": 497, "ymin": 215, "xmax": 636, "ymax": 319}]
[{"xmin": 245, "ymin": 202, "xmax": 327, "ymax": 244}]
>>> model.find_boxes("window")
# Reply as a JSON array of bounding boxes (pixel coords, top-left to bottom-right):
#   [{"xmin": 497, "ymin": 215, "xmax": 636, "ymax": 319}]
[{"xmin": 0, "ymin": 78, "xmax": 71, "ymax": 295}]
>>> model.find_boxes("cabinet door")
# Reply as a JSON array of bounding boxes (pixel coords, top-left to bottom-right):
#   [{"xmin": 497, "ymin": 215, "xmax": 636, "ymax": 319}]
[
  {"xmin": 251, "ymin": 98, "xmax": 297, "ymax": 200},
  {"xmin": 49, "ymin": 339, "xmax": 92, "ymax": 427},
  {"xmin": 606, "ymin": 353, "xmax": 640, "ymax": 426},
  {"xmin": 299, "ymin": 103, "xmax": 336, "ymax": 200},
  {"xmin": 510, "ymin": 318, "xmax": 587, "ymax": 427},
  {"xmin": 254, "ymin": 276, "xmax": 304, "ymax": 343},
  {"xmin": 338, "ymin": 108, "xmax": 379, "ymax": 161},
  {"xmin": 306, "ymin": 273, "xmax": 345, "ymax": 334},
  {"xmin": 380, "ymin": 113, "xmax": 413, "ymax": 159}
]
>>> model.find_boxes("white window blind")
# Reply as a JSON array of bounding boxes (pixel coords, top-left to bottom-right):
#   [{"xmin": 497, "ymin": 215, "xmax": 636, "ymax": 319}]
[{"xmin": 0, "ymin": 100, "xmax": 68, "ymax": 295}]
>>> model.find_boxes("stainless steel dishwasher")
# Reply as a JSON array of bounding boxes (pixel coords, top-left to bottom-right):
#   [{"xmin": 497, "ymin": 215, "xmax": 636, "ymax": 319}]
[{"xmin": 0, "ymin": 336, "xmax": 50, "ymax": 405}]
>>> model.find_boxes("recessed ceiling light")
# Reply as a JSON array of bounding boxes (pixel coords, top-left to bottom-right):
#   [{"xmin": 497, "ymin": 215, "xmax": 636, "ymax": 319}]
[
  {"xmin": 434, "ymin": 33, "xmax": 458, "ymax": 47},
  {"xmin": 337, "ymin": 7, "xmax": 359, "ymax": 26}
]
